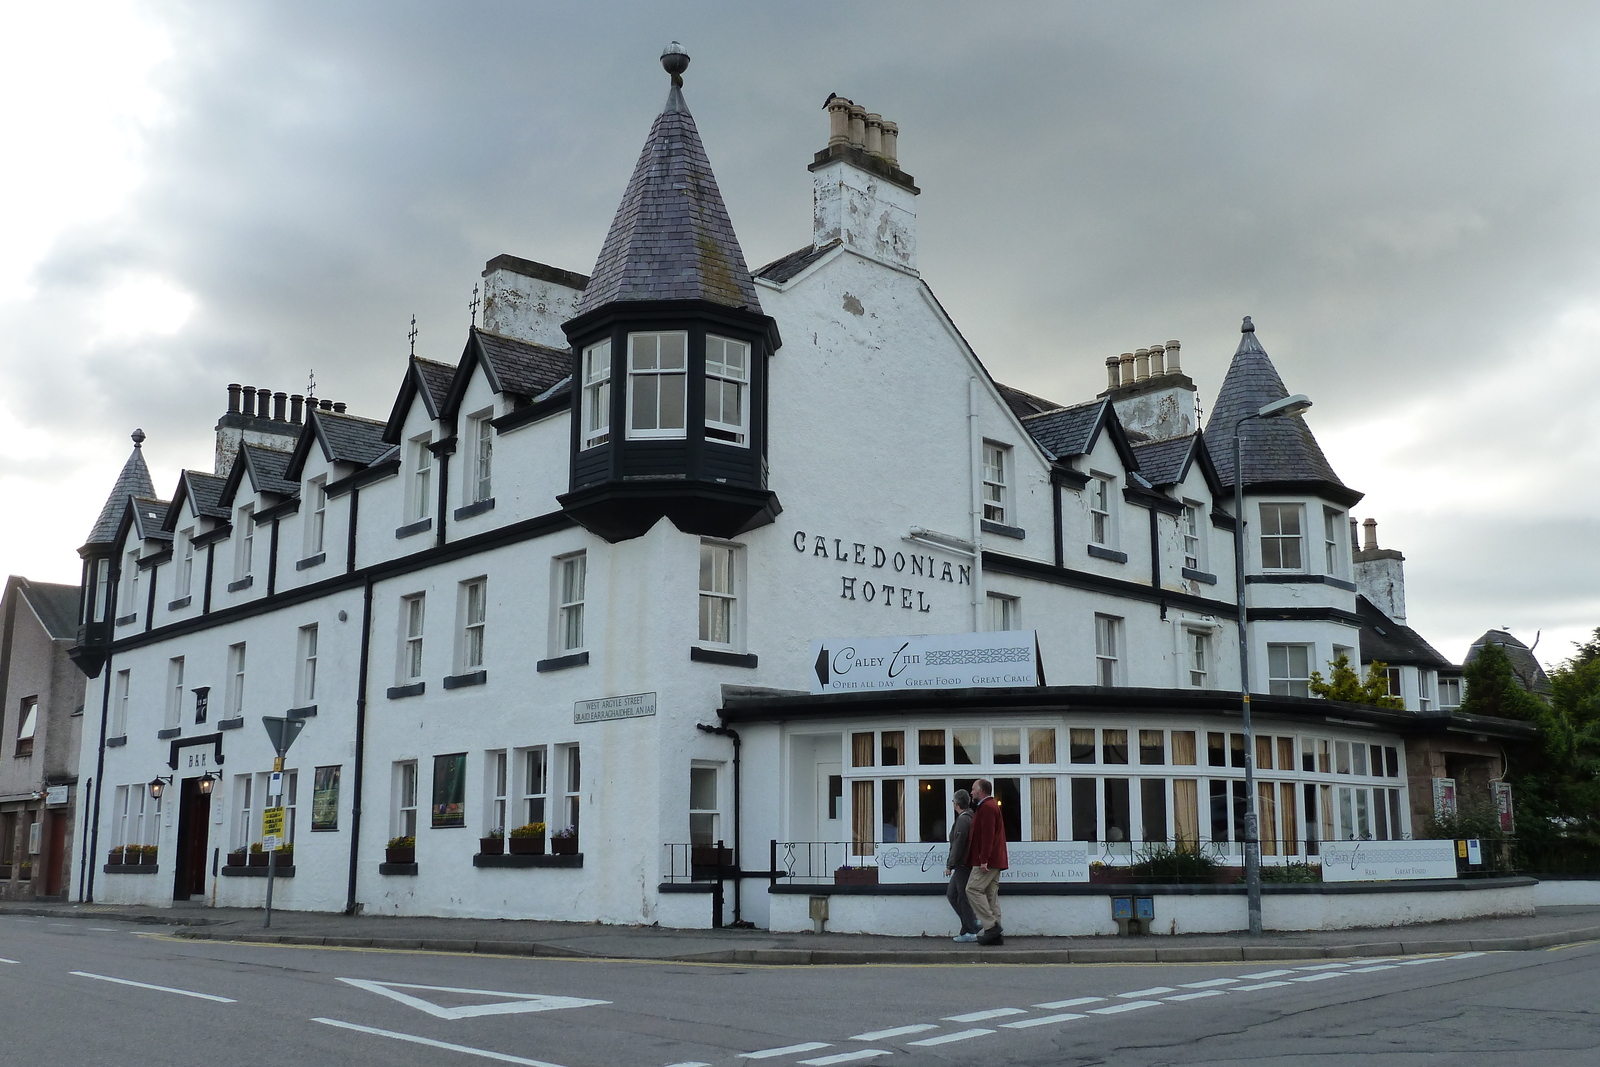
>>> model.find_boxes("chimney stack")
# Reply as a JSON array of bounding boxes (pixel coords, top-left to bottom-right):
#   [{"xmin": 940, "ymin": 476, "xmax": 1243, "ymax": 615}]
[
  {"xmin": 1101, "ymin": 336, "xmax": 1197, "ymax": 442},
  {"xmin": 1353, "ymin": 516, "xmax": 1407, "ymax": 623},
  {"xmin": 813, "ymin": 94, "xmax": 918, "ymax": 270}
]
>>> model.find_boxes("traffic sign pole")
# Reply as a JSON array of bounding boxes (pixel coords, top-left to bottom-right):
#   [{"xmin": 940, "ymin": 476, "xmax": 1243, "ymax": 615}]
[{"xmin": 260, "ymin": 716, "xmax": 305, "ymax": 929}]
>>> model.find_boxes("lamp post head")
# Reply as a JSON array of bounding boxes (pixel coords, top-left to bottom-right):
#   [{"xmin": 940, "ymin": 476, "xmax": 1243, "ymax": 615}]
[
  {"xmin": 1257, "ymin": 393, "xmax": 1312, "ymax": 420},
  {"xmin": 148, "ymin": 776, "xmax": 171, "ymax": 799}
]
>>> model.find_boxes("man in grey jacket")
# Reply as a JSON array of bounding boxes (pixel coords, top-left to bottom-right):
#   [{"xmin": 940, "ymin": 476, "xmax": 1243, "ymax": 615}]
[{"xmin": 944, "ymin": 789, "xmax": 980, "ymax": 942}]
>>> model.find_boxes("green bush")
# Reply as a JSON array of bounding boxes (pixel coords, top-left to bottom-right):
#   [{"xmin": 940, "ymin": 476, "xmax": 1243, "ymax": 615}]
[
  {"xmin": 1127, "ymin": 843, "xmax": 1222, "ymax": 883},
  {"xmin": 1259, "ymin": 861, "xmax": 1321, "ymax": 883}
]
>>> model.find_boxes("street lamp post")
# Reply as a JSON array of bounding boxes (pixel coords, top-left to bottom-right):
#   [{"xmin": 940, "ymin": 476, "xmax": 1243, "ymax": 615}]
[{"xmin": 1231, "ymin": 392, "xmax": 1312, "ymax": 936}]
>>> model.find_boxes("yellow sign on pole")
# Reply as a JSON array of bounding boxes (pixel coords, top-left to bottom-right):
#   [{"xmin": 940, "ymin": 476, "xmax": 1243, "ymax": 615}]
[{"xmin": 262, "ymin": 806, "xmax": 286, "ymax": 850}]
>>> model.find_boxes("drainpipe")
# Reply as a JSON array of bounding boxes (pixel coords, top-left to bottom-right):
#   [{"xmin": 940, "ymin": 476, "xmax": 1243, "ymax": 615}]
[
  {"xmin": 696, "ymin": 723, "xmax": 743, "ymax": 925},
  {"xmin": 86, "ymin": 649, "xmax": 114, "ymax": 902},
  {"xmin": 344, "ymin": 576, "xmax": 374, "ymax": 915},
  {"xmin": 967, "ymin": 378, "xmax": 984, "ymax": 630}
]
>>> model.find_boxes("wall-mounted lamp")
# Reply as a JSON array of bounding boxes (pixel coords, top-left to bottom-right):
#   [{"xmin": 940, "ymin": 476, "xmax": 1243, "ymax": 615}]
[
  {"xmin": 149, "ymin": 775, "xmax": 174, "ymax": 799},
  {"xmin": 197, "ymin": 772, "xmax": 221, "ymax": 795}
]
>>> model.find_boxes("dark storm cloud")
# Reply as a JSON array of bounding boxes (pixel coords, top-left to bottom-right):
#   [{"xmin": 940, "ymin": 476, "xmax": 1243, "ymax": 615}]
[{"xmin": 6, "ymin": 1, "xmax": 1598, "ymax": 661}]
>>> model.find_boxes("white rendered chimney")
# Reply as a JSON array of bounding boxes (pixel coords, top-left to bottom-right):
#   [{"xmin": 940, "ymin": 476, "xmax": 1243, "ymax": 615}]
[
  {"xmin": 812, "ymin": 96, "xmax": 920, "ymax": 271},
  {"xmin": 1353, "ymin": 517, "xmax": 1407, "ymax": 623}
]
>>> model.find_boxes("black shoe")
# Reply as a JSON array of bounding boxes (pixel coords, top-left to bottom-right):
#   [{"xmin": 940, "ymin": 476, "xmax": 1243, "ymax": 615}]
[{"xmin": 976, "ymin": 926, "xmax": 1003, "ymax": 945}]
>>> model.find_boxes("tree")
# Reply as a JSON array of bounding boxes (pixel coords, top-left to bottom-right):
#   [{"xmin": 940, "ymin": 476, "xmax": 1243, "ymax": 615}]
[
  {"xmin": 1308, "ymin": 652, "xmax": 1403, "ymax": 708},
  {"xmin": 1459, "ymin": 641, "xmax": 1545, "ymax": 721}
]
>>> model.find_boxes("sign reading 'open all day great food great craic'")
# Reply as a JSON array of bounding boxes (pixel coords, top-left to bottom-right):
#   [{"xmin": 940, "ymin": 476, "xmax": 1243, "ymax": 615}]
[{"xmin": 809, "ymin": 631, "xmax": 1042, "ymax": 695}]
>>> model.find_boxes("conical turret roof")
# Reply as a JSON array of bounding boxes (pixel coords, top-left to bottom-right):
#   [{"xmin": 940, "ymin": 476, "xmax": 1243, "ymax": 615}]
[
  {"xmin": 86, "ymin": 430, "xmax": 157, "ymax": 546},
  {"xmin": 573, "ymin": 72, "xmax": 761, "ymax": 316},
  {"xmin": 1205, "ymin": 318, "xmax": 1359, "ymax": 504}
]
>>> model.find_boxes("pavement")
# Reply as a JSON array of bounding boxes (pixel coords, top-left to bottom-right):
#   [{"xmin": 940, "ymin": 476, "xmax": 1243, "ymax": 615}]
[{"xmin": 4, "ymin": 899, "xmax": 1598, "ymax": 965}]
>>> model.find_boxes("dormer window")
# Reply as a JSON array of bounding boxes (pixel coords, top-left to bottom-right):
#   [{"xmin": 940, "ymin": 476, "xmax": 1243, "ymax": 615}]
[
  {"xmin": 177, "ymin": 528, "xmax": 195, "ymax": 598},
  {"xmin": 307, "ymin": 478, "xmax": 327, "ymax": 555},
  {"xmin": 982, "ymin": 443, "xmax": 1009, "ymax": 524},
  {"xmin": 1182, "ymin": 503, "xmax": 1204, "ymax": 570},
  {"xmin": 1089, "ymin": 475, "xmax": 1114, "ymax": 546},
  {"xmin": 704, "ymin": 335, "xmax": 749, "ymax": 446},
  {"xmin": 408, "ymin": 436, "xmax": 432, "ymax": 522},
  {"xmin": 627, "ymin": 331, "xmax": 687, "ymax": 439},
  {"xmin": 234, "ymin": 506, "xmax": 254, "ymax": 580},
  {"xmin": 467, "ymin": 411, "xmax": 493, "ymax": 504},
  {"xmin": 581, "ymin": 340, "xmax": 611, "ymax": 449}
]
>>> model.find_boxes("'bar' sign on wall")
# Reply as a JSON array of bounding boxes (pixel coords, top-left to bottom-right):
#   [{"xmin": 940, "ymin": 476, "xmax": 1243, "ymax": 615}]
[{"xmin": 809, "ymin": 631, "xmax": 1041, "ymax": 694}]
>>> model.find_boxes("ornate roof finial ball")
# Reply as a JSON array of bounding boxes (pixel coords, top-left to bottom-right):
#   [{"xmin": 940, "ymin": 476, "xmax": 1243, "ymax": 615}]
[
  {"xmin": 1241, "ymin": 316, "xmax": 1255, "ymax": 333},
  {"xmin": 131, "ymin": 428, "xmax": 146, "ymax": 447},
  {"xmin": 661, "ymin": 41, "xmax": 690, "ymax": 86}
]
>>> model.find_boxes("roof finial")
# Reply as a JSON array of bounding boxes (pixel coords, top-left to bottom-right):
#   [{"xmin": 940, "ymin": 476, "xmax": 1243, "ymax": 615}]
[
  {"xmin": 131, "ymin": 428, "xmax": 146, "ymax": 448},
  {"xmin": 661, "ymin": 41, "xmax": 689, "ymax": 88},
  {"xmin": 1241, "ymin": 315, "xmax": 1255, "ymax": 333},
  {"xmin": 469, "ymin": 283, "xmax": 480, "ymax": 328},
  {"xmin": 408, "ymin": 313, "xmax": 418, "ymax": 356}
]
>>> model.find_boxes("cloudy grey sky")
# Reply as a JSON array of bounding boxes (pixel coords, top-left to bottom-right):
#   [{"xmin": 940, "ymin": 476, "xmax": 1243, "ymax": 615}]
[{"xmin": 2, "ymin": 1, "xmax": 1596, "ymax": 668}]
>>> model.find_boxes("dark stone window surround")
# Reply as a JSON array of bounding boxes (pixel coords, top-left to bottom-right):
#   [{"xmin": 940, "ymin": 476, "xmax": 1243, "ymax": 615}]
[
  {"xmin": 690, "ymin": 647, "xmax": 758, "ymax": 669},
  {"xmin": 379, "ymin": 862, "xmax": 419, "ymax": 876},
  {"xmin": 387, "ymin": 682, "xmax": 426, "ymax": 699},
  {"xmin": 443, "ymin": 671, "xmax": 487, "ymax": 690},
  {"xmin": 295, "ymin": 553, "xmax": 326, "ymax": 571},
  {"xmin": 115, "ymin": 612, "xmax": 137, "ymax": 626},
  {"xmin": 227, "ymin": 576, "xmax": 253, "ymax": 593},
  {"xmin": 1182, "ymin": 567, "xmax": 1218, "ymax": 585},
  {"xmin": 395, "ymin": 517, "xmax": 433, "ymax": 540},
  {"xmin": 1246, "ymin": 572, "xmax": 1359, "ymax": 593},
  {"xmin": 217, "ymin": 717, "xmax": 244, "ymax": 731},
  {"xmin": 981, "ymin": 520, "xmax": 1025, "ymax": 540},
  {"xmin": 220, "ymin": 865, "xmax": 295, "ymax": 878},
  {"xmin": 472, "ymin": 853, "xmax": 583, "ymax": 868},
  {"xmin": 454, "ymin": 498, "xmax": 496, "ymax": 521},
  {"xmin": 167, "ymin": 596, "xmax": 192, "ymax": 610},
  {"xmin": 106, "ymin": 735, "xmax": 127, "ymax": 747},
  {"xmin": 1088, "ymin": 544, "xmax": 1128, "ymax": 564},
  {"xmin": 287, "ymin": 705, "xmax": 317, "ymax": 720},
  {"xmin": 156, "ymin": 727, "xmax": 182, "ymax": 740}
]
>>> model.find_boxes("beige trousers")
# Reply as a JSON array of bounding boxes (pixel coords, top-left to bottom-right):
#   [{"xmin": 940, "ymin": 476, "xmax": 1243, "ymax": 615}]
[{"xmin": 966, "ymin": 866, "xmax": 1002, "ymax": 931}]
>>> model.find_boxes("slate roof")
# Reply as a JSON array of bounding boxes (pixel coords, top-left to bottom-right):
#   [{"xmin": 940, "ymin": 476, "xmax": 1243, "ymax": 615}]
[
  {"xmin": 754, "ymin": 240, "xmax": 839, "ymax": 284},
  {"xmin": 997, "ymin": 382, "xmax": 1065, "ymax": 421},
  {"xmin": 1021, "ymin": 399, "xmax": 1110, "ymax": 460},
  {"xmin": 1356, "ymin": 596, "xmax": 1453, "ymax": 670},
  {"xmin": 129, "ymin": 497, "xmax": 171, "ymax": 543},
  {"xmin": 415, "ymin": 358, "xmax": 456, "ymax": 415},
  {"xmin": 1204, "ymin": 318, "xmax": 1357, "ymax": 503},
  {"xmin": 1466, "ymin": 630, "xmax": 1552, "ymax": 694},
  {"xmin": 243, "ymin": 445, "xmax": 298, "ymax": 496},
  {"xmin": 573, "ymin": 82, "xmax": 761, "ymax": 315},
  {"xmin": 315, "ymin": 411, "xmax": 391, "ymax": 466},
  {"xmin": 475, "ymin": 330, "xmax": 570, "ymax": 398},
  {"xmin": 183, "ymin": 471, "xmax": 230, "ymax": 520},
  {"xmin": 1130, "ymin": 435, "xmax": 1197, "ymax": 487},
  {"xmin": 12, "ymin": 577, "xmax": 81, "ymax": 640},
  {"xmin": 86, "ymin": 436, "xmax": 157, "ymax": 546}
]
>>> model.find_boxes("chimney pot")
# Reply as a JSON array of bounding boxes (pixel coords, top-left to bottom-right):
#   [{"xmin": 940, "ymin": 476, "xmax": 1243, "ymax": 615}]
[
  {"xmin": 1362, "ymin": 517, "xmax": 1378, "ymax": 552},
  {"xmin": 1134, "ymin": 348, "xmax": 1151, "ymax": 382},
  {"xmin": 227, "ymin": 383, "xmax": 241, "ymax": 414},
  {"xmin": 1105, "ymin": 356, "xmax": 1121, "ymax": 390},
  {"xmin": 273, "ymin": 391, "xmax": 287, "ymax": 422},
  {"xmin": 1118, "ymin": 352, "xmax": 1136, "ymax": 387},
  {"xmin": 880, "ymin": 120, "xmax": 899, "ymax": 164},
  {"xmin": 332, "ymin": 401, "xmax": 347, "ymax": 414},
  {"xmin": 1148, "ymin": 343, "xmax": 1165, "ymax": 376},
  {"xmin": 847, "ymin": 104, "xmax": 867, "ymax": 148},
  {"xmin": 290, "ymin": 394, "xmax": 304, "ymax": 425},
  {"xmin": 864, "ymin": 113, "xmax": 883, "ymax": 156},
  {"xmin": 240, "ymin": 386, "xmax": 257, "ymax": 418},
  {"xmin": 321, "ymin": 398, "xmax": 334, "ymax": 411},
  {"xmin": 826, "ymin": 95, "xmax": 853, "ymax": 147},
  {"xmin": 1164, "ymin": 339, "xmax": 1181, "ymax": 374},
  {"xmin": 257, "ymin": 387, "xmax": 271, "ymax": 418},
  {"xmin": 1350, "ymin": 516, "xmax": 1359, "ymax": 559}
]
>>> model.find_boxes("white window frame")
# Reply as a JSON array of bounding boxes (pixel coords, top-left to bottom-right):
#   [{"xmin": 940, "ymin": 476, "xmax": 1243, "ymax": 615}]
[
  {"xmin": 234, "ymin": 506, "xmax": 254, "ymax": 581},
  {"xmin": 92, "ymin": 558, "xmax": 111, "ymax": 621},
  {"xmin": 1268, "ymin": 643, "xmax": 1313, "ymax": 698},
  {"xmin": 395, "ymin": 760, "xmax": 419, "ymax": 839},
  {"xmin": 1259, "ymin": 503, "xmax": 1305, "ymax": 571},
  {"xmin": 520, "ymin": 746, "xmax": 549, "ymax": 834},
  {"xmin": 626, "ymin": 330, "xmax": 688, "ymax": 440},
  {"xmin": 1187, "ymin": 629, "xmax": 1210, "ymax": 688},
  {"xmin": 408, "ymin": 435, "xmax": 433, "ymax": 522},
  {"xmin": 1182, "ymin": 501, "xmax": 1205, "ymax": 571},
  {"xmin": 458, "ymin": 578, "xmax": 487, "ymax": 672},
  {"xmin": 296, "ymin": 624, "xmax": 319, "ymax": 705},
  {"xmin": 558, "ymin": 743, "xmax": 581, "ymax": 836},
  {"xmin": 1089, "ymin": 474, "xmax": 1115, "ymax": 546},
  {"xmin": 226, "ymin": 642, "xmax": 246, "ymax": 718},
  {"xmin": 554, "ymin": 552, "xmax": 586, "ymax": 653},
  {"xmin": 467, "ymin": 410, "xmax": 493, "ymax": 504},
  {"xmin": 689, "ymin": 762, "xmax": 722, "ymax": 846},
  {"xmin": 1323, "ymin": 507, "xmax": 1342, "ymax": 576},
  {"xmin": 982, "ymin": 442, "xmax": 1010, "ymax": 525},
  {"xmin": 986, "ymin": 592, "xmax": 1019, "ymax": 632},
  {"xmin": 121, "ymin": 551, "xmax": 141, "ymax": 615},
  {"xmin": 112, "ymin": 669, "xmax": 131, "ymax": 737},
  {"xmin": 165, "ymin": 656, "xmax": 185, "ymax": 730},
  {"xmin": 1094, "ymin": 614, "xmax": 1121, "ymax": 686},
  {"xmin": 1418, "ymin": 670, "xmax": 1434, "ymax": 712},
  {"xmin": 1439, "ymin": 677, "xmax": 1463, "ymax": 709},
  {"xmin": 704, "ymin": 335, "xmax": 750, "ymax": 446},
  {"xmin": 234, "ymin": 774, "xmax": 254, "ymax": 851},
  {"xmin": 698, "ymin": 541, "xmax": 741, "ymax": 649},
  {"xmin": 487, "ymin": 750, "xmax": 508, "ymax": 834},
  {"xmin": 580, "ymin": 339, "xmax": 612, "ymax": 449},
  {"xmin": 307, "ymin": 478, "xmax": 327, "ymax": 556},
  {"xmin": 176, "ymin": 528, "xmax": 195, "ymax": 598},
  {"xmin": 400, "ymin": 593, "xmax": 425, "ymax": 683}
]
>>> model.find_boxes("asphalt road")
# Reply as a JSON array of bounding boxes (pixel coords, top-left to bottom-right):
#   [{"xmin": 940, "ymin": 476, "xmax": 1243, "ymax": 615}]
[{"xmin": 2, "ymin": 914, "xmax": 1596, "ymax": 1066}]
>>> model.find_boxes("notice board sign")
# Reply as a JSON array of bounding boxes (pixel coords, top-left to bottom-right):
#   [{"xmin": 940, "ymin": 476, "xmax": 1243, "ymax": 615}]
[
  {"xmin": 875, "ymin": 841, "xmax": 1089, "ymax": 883},
  {"xmin": 809, "ymin": 631, "xmax": 1040, "ymax": 694},
  {"xmin": 1319, "ymin": 840, "xmax": 1457, "ymax": 882},
  {"xmin": 261, "ymin": 806, "xmax": 286, "ymax": 851}
]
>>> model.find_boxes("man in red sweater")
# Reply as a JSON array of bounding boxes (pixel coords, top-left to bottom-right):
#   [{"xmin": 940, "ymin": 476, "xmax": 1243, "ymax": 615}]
[{"xmin": 964, "ymin": 777, "xmax": 1009, "ymax": 945}]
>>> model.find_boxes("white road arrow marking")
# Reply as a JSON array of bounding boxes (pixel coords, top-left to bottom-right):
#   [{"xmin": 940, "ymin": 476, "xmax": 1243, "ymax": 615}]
[
  {"xmin": 72, "ymin": 971, "xmax": 236, "ymax": 1003},
  {"xmin": 336, "ymin": 977, "xmax": 607, "ymax": 1019},
  {"xmin": 314, "ymin": 1018, "xmax": 568, "ymax": 1066}
]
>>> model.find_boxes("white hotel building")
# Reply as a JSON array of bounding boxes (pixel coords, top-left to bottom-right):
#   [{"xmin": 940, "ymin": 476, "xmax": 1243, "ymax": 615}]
[{"xmin": 68, "ymin": 53, "xmax": 1532, "ymax": 932}]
